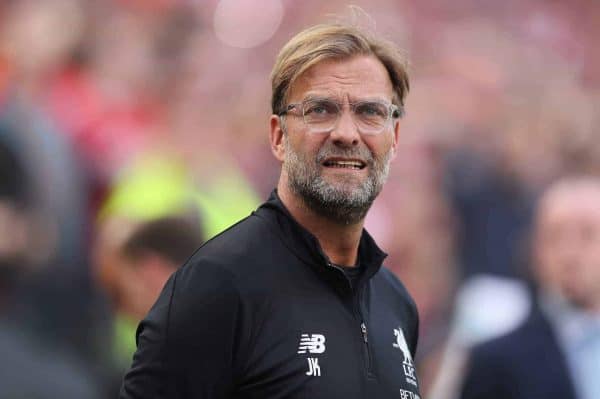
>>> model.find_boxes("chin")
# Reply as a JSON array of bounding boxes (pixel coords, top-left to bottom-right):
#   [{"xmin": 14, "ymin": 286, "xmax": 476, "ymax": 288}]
[
  {"xmin": 323, "ymin": 175, "xmax": 366, "ymax": 189},
  {"xmin": 563, "ymin": 287, "xmax": 591, "ymax": 310}
]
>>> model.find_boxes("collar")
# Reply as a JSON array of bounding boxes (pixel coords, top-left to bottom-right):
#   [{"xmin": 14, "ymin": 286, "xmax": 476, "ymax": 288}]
[
  {"xmin": 254, "ymin": 190, "xmax": 387, "ymax": 293},
  {"xmin": 540, "ymin": 291, "xmax": 600, "ymax": 348}
]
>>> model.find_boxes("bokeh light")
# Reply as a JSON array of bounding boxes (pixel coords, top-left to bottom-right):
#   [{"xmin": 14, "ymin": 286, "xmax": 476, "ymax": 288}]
[{"xmin": 213, "ymin": 0, "xmax": 283, "ymax": 48}]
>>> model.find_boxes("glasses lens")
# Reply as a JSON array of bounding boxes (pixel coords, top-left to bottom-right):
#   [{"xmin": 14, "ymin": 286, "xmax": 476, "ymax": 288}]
[
  {"xmin": 298, "ymin": 99, "xmax": 393, "ymax": 134},
  {"xmin": 354, "ymin": 102, "xmax": 389, "ymax": 133},
  {"xmin": 302, "ymin": 99, "xmax": 339, "ymax": 131}
]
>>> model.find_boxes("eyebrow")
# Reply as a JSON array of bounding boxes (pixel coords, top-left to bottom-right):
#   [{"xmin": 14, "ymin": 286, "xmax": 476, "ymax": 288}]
[
  {"xmin": 300, "ymin": 94, "xmax": 392, "ymax": 104},
  {"xmin": 301, "ymin": 94, "xmax": 334, "ymax": 103}
]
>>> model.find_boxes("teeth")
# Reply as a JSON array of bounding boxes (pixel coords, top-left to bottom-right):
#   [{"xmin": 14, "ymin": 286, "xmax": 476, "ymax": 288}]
[
  {"xmin": 325, "ymin": 160, "xmax": 363, "ymax": 169},
  {"xmin": 336, "ymin": 161, "xmax": 360, "ymax": 167}
]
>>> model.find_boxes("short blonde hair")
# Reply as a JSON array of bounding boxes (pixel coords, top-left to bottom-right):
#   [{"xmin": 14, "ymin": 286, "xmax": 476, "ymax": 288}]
[{"xmin": 270, "ymin": 22, "xmax": 409, "ymax": 115}]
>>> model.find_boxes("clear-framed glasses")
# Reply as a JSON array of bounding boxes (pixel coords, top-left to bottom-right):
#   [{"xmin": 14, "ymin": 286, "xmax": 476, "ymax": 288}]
[{"xmin": 279, "ymin": 97, "xmax": 402, "ymax": 135}]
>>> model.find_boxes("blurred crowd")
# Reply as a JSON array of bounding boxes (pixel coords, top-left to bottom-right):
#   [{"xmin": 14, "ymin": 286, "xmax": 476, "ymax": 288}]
[{"xmin": 0, "ymin": 0, "xmax": 599, "ymax": 397}]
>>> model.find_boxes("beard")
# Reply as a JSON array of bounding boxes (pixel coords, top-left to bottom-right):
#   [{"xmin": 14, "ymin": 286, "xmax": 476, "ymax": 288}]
[{"xmin": 283, "ymin": 136, "xmax": 392, "ymax": 225}]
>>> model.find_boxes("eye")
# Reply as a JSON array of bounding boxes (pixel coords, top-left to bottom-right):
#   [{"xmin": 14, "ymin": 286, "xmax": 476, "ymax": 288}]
[
  {"xmin": 304, "ymin": 100, "xmax": 338, "ymax": 117},
  {"xmin": 355, "ymin": 102, "xmax": 387, "ymax": 118}
]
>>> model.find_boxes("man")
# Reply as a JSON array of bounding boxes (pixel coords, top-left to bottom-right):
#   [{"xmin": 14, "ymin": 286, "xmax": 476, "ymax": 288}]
[
  {"xmin": 460, "ymin": 177, "xmax": 600, "ymax": 399},
  {"xmin": 101, "ymin": 216, "xmax": 203, "ymax": 397},
  {"xmin": 117, "ymin": 216, "xmax": 205, "ymax": 323},
  {"xmin": 0, "ymin": 139, "xmax": 100, "ymax": 399},
  {"xmin": 121, "ymin": 21, "xmax": 420, "ymax": 399}
]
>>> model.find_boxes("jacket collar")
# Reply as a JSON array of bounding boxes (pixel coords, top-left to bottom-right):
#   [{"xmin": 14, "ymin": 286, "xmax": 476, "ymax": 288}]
[{"xmin": 255, "ymin": 190, "xmax": 387, "ymax": 290}]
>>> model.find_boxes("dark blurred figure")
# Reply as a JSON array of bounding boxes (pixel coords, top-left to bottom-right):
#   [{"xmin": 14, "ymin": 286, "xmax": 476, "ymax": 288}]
[
  {"xmin": 0, "ymin": 140, "xmax": 100, "ymax": 398},
  {"xmin": 100, "ymin": 215, "xmax": 203, "ymax": 397},
  {"xmin": 0, "ymin": 101, "xmax": 106, "ymax": 371},
  {"xmin": 460, "ymin": 176, "xmax": 600, "ymax": 399},
  {"xmin": 446, "ymin": 151, "xmax": 535, "ymax": 280}
]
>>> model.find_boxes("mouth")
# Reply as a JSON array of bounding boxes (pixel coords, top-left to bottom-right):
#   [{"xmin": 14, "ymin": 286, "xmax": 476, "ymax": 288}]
[{"xmin": 322, "ymin": 158, "xmax": 366, "ymax": 170}]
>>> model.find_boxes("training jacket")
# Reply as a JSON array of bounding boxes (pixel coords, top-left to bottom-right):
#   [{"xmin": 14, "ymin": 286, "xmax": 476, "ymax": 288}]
[{"xmin": 120, "ymin": 191, "xmax": 421, "ymax": 399}]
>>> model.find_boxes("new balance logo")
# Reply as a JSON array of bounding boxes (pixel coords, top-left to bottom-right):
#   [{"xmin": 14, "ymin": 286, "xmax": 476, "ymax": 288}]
[
  {"xmin": 297, "ymin": 334, "xmax": 326, "ymax": 354},
  {"xmin": 306, "ymin": 357, "xmax": 321, "ymax": 376}
]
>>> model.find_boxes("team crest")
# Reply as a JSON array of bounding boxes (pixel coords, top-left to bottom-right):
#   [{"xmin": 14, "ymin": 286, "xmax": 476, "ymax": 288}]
[{"xmin": 393, "ymin": 327, "xmax": 418, "ymax": 387}]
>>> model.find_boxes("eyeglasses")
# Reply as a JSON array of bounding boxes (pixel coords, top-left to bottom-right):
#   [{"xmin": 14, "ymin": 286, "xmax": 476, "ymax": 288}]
[{"xmin": 279, "ymin": 97, "xmax": 402, "ymax": 135}]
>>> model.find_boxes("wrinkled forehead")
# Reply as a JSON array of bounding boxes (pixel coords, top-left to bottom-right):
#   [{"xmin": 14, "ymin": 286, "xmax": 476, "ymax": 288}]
[{"xmin": 288, "ymin": 55, "xmax": 395, "ymax": 103}]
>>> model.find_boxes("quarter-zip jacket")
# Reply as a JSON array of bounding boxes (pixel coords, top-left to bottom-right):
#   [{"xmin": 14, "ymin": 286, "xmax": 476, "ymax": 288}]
[{"xmin": 120, "ymin": 191, "xmax": 421, "ymax": 399}]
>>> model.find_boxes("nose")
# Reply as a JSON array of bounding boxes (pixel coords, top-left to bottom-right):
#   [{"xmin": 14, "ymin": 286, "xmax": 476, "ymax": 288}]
[{"xmin": 329, "ymin": 108, "xmax": 360, "ymax": 147}]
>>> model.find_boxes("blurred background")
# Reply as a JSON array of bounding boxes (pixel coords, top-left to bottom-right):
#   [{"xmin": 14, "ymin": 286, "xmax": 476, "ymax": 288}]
[{"xmin": 0, "ymin": 0, "xmax": 598, "ymax": 398}]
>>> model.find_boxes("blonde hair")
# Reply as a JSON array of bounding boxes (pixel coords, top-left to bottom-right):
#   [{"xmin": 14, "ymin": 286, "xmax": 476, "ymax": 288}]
[{"xmin": 270, "ymin": 22, "xmax": 409, "ymax": 115}]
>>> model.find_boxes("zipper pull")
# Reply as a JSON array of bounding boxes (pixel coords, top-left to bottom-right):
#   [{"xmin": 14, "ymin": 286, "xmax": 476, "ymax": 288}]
[{"xmin": 361, "ymin": 322, "xmax": 368, "ymax": 343}]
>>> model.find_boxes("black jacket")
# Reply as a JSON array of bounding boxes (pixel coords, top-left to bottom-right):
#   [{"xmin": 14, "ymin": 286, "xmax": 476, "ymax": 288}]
[
  {"xmin": 120, "ymin": 191, "xmax": 420, "ymax": 398},
  {"xmin": 460, "ymin": 303, "xmax": 577, "ymax": 399}
]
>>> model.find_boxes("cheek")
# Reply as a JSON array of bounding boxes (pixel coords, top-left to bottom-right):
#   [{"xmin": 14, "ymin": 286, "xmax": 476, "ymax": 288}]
[
  {"xmin": 583, "ymin": 246, "xmax": 600, "ymax": 281},
  {"xmin": 536, "ymin": 249, "xmax": 561, "ymax": 285},
  {"xmin": 289, "ymin": 132, "xmax": 326, "ymax": 157},
  {"xmin": 365, "ymin": 134, "xmax": 394, "ymax": 157}
]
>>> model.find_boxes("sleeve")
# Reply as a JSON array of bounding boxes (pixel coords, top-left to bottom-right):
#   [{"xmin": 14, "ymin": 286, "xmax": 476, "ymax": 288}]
[
  {"xmin": 119, "ymin": 262, "xmax": 243, "ymax": 399},
  {"xmin": 409, "ymin": 298, "xmax": 420, "ymax": 359}
]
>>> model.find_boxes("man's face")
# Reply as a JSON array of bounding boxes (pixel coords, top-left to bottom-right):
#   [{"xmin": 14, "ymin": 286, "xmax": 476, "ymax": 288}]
[
  {"xmin": 535, "ymin": 187, "xmax": 600, "ymax": 311},
  {"xmin": 277, "ymin": 55, "xmax": 399, "ymax": 224}
]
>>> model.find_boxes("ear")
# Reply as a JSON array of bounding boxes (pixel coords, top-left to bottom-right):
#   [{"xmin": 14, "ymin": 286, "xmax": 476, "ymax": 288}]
[
  {"xmin": 390, "ymin": 119, "xmax": 401, "ymax": 159},
  {"xmin": 270, "ymin": 115, "xmax": 286, "ymax": 162}
]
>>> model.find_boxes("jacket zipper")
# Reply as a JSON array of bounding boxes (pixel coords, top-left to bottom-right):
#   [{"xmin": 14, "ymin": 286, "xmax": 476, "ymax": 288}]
[
  {"xmin": 360, "ymin": 321, "xmax": 374, "ymax": 377},
  {"xmin": 357, "ymin": 288, "xmax": 374, "ymax": 378},
  {"xmin": 327, "ymin": 262, "xmax": 375, "ymax": 377}
]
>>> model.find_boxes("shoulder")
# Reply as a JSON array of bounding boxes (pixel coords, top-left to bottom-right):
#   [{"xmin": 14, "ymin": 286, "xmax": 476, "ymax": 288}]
[
  {"xmin": 469, "ymin": 325, "xmax": 527, "ymax": 367},
  {"xmin": 148, "ymin": 214, "xmax": 271, "ymax": 323},
  {"xmin": 373, "ymin": 267, "xmax": 419, "ymax": 315},
  {"xmin": 169, "ymin": 208, "xmax": 295, "ymax": 307},
  {"xmin": 181, "ymin": 212, "xmax": 279, "ymax": 279},
  {"xmin": 375, "ymin": 267, "xmax": 413, "ymax": 295},
  {"xmin": 460, "ymin": 307, "xmax": 571, "ymax": 399},
  {"xmin": 372, "ymin": 266, "xmax": 420, "ymax": 354},
  {"xmin": 472, "ymin": 307, "xmax": 552, "ymax": 359},
  {"xmin": 460, "ymin": 317, "xmax": 535, "ymax": 399},
  {"xmin": 195, "ymin": 212, "xmax": 274, "ymax": 260}
]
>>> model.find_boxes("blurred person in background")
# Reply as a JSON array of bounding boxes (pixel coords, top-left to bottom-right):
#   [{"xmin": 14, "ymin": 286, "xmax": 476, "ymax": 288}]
[
  {"xmin": 90, "ymin": 154, "xmax": 203, "ymax": 397},
  {"xmin": 0, "ymin": 92, "xmax": 101, "ymax": 366},
  {"xmin": 0, "ymin": 140, "xmax": 100, "ymax": 398},
  {"xmin": 93, "ymin": 154, "xmax": 258, "ymax": 309},
  {"xmin": 101, "ymin": 215, "xmax": 203, "ymax": 398},
  {"xmin": 0, "ymin": 0, "xmax": 107, "ymax": 366},
  {"xmin": 121, "ymin": 17, "xmax": 420, "ymax": 399},
  {"xmin": 459, "ymin": 176, "xmax": 600, "ymax": 399}
]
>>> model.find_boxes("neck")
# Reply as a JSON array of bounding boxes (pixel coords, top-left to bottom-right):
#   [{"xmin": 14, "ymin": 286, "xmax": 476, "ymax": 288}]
[{"xmin": 277, "ymin": 182, "xmax": 364, "ymax": 267}]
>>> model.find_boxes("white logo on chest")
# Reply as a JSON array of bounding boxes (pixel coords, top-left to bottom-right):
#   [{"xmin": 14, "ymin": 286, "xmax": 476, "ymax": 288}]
[
  {"xmin": 297, "ymin": 334, "xmax": 326, "ymax": 354},
  {"xmin": 298, "ymin": 333, "xmax": 326, "ymax": 377},
  {"xmin": 393, "ymin": 327, "xmax": 418, "ymax": 387}
]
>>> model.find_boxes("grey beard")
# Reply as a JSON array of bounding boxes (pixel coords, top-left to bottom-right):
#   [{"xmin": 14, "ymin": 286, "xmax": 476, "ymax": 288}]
[{"xmin": 284, "ymin": 137, "xmax": 391, "ymax": 225}]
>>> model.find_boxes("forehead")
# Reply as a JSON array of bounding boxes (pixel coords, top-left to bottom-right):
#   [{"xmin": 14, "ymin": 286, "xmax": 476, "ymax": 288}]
[
  {"xmin": 539, "ymin": 186, "xmax": 600, "ymax": 229},
  {"xmin": 288, "ymin": 55, "xmax": 394, "ymax": 101}
]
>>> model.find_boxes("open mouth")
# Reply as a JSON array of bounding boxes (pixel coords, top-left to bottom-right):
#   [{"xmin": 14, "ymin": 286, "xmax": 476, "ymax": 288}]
[{"xmin": 322, "ymin": 159, "xmax": 366, "ymax": 170}]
